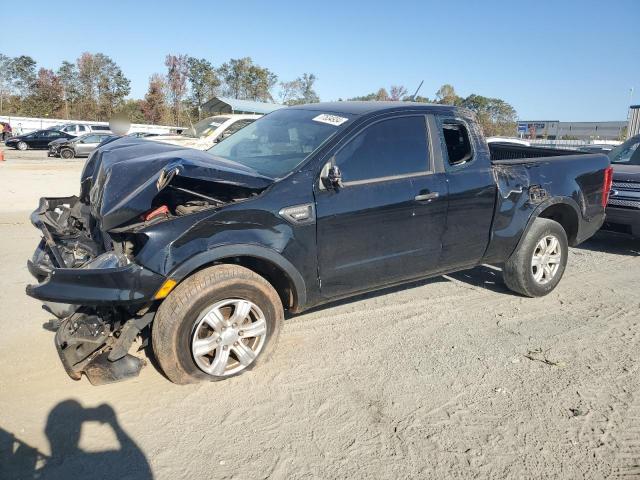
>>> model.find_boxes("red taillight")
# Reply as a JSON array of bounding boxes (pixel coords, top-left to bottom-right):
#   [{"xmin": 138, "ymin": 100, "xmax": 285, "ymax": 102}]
[
  {"xmin": 602, "ymin": 166, "xmax": 613, "ymax": 208},
  {"xmin": 142, "ymin": 205, "xmax": 169, "ymax": 221}
]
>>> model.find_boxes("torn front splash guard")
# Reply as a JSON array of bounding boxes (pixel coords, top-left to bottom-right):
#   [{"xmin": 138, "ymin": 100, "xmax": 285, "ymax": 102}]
[{"xmin": 55, "ymin": 312, "xmax": 147, "ymax": 385}]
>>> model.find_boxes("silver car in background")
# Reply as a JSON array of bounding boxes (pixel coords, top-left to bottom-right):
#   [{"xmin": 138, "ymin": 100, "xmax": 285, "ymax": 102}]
[{"xmin": 48, "ymin": 132, "xmax": 112, "ymax": 158}]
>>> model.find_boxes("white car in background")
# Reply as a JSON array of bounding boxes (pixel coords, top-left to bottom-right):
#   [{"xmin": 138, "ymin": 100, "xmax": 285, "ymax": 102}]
[
  {"xmin": 149, "ymin": 114, "xmax": 260, "ymax": 150},
  {"xmin": 486, "ymin": 136, "xmax": 531, "ymax": 146}
]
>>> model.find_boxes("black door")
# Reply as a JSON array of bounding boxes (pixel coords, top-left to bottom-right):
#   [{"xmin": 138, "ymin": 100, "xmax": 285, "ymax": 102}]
[
  {"xmin": 436, "ymin": 118, "xmax": 497, "ymax": 269},
  {"xmin": 314, "ymin": 115, "xmax": 448, "ymax": 298},
  {"xmin": 32, "ymin": 131, "xmax": 51, "ymax": 149}
]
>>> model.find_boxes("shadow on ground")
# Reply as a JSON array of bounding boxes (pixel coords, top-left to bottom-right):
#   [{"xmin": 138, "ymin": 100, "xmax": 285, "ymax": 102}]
[
  {"xmin": 575, "ymin": 231, "xmax": 640, "ymax": 256},
  {"xmin": 446, "ymin": 264, "xmax": 512, "ymax": 294},
  {"xmin": 0, "ymin": 400, "xmax": 152, "ymax": 480}
]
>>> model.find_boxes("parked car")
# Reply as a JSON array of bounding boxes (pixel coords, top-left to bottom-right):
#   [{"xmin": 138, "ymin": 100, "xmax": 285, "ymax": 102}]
[
  {"xmin": 486, "ymin": 136, "xmax": 531, "ymax": 146},
  {"xmin": 601, "ymin": 134, "xmax": 640, "ymax": 237},
  {"xmin": 48, "ymin": 132, "xmax": 113, "ymax": 159},
  {"xmin": 148, "ymin": 114, "xmax": 259, "ymax": 150},
  {"xmin": 48, "ymin": 123, "xmax": 111, "ymax": 136},
  {"xmin": 5, "ymin": 130, "xmax": 75, "ymax": 150},
  {"xmin": 26, "ymin": 102, "xmax": 611, "ymax": 385},
  {"xmin": 1, "ymin": 121, "xmax": 12, "ymax": 142},
  {"xmin": 128, "ymin": 132, "xmax": 159, "ymax": 138},
  {"xmin": 579, "ymin": 144, "xmax": 616, "ymax": 154}
]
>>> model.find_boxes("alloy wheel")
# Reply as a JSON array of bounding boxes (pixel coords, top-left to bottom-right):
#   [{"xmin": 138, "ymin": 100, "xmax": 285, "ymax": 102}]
[
  {"xmin": 191, "ymin": 298, "xmax": 267, "ymax": 377},
  {"xmin": 531, "ymin": 235, "xmax": 562, "ymax": 285}
]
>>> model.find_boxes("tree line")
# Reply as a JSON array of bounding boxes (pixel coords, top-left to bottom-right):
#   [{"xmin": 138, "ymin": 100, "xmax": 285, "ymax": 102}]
[
  {"xmin": 0, "ymin": 52, "xmax": 320, "ymax": 126},
  {"xmin": 348, "ymin": 84, "xmax": 518, "ymax": 136},
  {"xmin": 0, "ymin": 52, "xmax": 518, "ymax": 135}
]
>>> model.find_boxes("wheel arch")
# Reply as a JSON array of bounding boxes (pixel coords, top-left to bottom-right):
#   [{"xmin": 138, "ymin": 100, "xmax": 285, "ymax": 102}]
[
  {"xmin": 167, "ymin": 245, "xmax": 307, "ymax": 313},
  {"xmin": 537, "ymin": 201, "xmax": 579, "ymax": 245},
  {"xmin": 510, "ymin": 197, "xmax": 581, "ymax": 260}
]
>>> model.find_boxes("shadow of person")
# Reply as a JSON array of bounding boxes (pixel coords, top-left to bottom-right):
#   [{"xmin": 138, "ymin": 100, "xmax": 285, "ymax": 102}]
[
  {"xmin": 0, "ymin": 426, "xmax": 45, "ymax": 479},
  {"xmin": 39, "ymin": 400, "xmax": 153, "ymax": 480}
]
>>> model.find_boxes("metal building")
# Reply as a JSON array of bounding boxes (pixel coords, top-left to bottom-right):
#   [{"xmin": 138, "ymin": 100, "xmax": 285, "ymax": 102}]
[
  {"xmin": 202, "ymin": 97, "xmax": 285, "ymax": 115},
  {"xmin": 517, "ymin": 120, "xmax": 627, "ymax": 140},
  {"xmin": 628, "ymin": 105, "xmax": 640, "ymax": 138}
]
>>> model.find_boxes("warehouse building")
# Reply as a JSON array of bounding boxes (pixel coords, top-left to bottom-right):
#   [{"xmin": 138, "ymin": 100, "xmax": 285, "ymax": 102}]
[{"xmin": 517, "ymin": 120, "xmax": 627, "ymax": 140}]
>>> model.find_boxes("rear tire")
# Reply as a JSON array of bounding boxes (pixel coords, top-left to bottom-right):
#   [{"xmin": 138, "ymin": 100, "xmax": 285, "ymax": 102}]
[
  {"xmin": 60, "ymin": 149, "xmax": 74, "ymax": 159},
  {"xmin": 152, "ymin": 264, "xmax": 283, "ymax": 384},
  {"xmin": 503, "ymin": 218, "xmax": 568, "ymax": 297}
]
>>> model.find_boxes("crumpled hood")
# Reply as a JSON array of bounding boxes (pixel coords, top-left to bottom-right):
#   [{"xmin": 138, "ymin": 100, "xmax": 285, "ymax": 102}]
[
  {"xmin": 49, "ymin": 138, "xmax": 72, "ymax": 146},
  {"xmin": 80, "ymin": 136, "xmax": 274, "ymax": 231}
]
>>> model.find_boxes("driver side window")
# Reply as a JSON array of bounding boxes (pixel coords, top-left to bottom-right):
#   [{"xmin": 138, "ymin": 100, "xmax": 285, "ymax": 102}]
[{"xmin": 334, "ymin": 116, "xmax": 430, "ymax": 184}]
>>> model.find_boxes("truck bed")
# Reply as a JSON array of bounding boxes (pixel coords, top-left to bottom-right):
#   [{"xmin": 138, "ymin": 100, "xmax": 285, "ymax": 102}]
[{"xmin": 489, "ymin": 143, "xmax": 585, "ymax": 163}]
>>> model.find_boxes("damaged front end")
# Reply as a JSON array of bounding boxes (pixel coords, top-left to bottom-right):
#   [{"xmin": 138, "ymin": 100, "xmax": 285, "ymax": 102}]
[
  {"xmin": 27, "ymin": 195, "xmax": 165, "ymax": 385},
  {"xmin": 26, "ymin": 138, "xmax": 273, "ymax": 385}
]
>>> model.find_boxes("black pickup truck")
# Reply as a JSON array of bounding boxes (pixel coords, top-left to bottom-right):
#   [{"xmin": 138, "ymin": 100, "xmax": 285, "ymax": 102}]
[{"xmin": 26, "ymin": 102, "xmax": 612, "ymax": 385}]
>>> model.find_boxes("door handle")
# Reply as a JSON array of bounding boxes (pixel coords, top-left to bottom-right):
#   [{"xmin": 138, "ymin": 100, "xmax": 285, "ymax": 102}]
[{"xmin": 414, "ymin": 192, "xmax": 439, "ymax": 202}]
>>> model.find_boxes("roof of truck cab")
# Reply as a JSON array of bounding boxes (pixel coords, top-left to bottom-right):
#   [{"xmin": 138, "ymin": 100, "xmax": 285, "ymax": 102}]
[{"xmin": 288, "ymin": 101, "xmax": 465, "ymax": 116}]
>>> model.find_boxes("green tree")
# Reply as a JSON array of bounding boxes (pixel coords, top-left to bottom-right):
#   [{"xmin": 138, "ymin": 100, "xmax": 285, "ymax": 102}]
[
  {"xmin": 219, "ymin": 57, "xmax": 277, "ymax": 101},
  {"xmin": 117, "ymin": 99, "xmax": 146, "ymax": 124},
  {"xmin": 278, "ymin": 79, "xmax": 302, "ymax": 104},
  {"xmin": 298, "ymin": 73, "xmax": 319, "ymax": 103},
  {"xmin": 141, "ymin": 73, "xmax": 168, "ymax": 124},
  {"xmin": 0, "ymin": 54, "xmax": 12, "ymax": 114},
  {"xmin": 186, "ymin": 57, "xmax": 220, "ymax": 119},
  {"xmin": 389, "ymin": 85, "xmax": 408, "ymax": 101},
  {"xmin": 349, "ymin": 87, "xmax": 389, "ymax": 101},
  {"xmin": 165, "ymin": 54, "xmax": 189, "ymax": 125},
  {"xmin": 461, "ymin": 94, "xmax": 517, "ymax": 136},
  {"xmin": 279, "ymin": 73, "xmax": 319, "ymax": 105},
  {"xmin": 74, "ymin": 52, "xmax": 130, "ymax": 120},
  {"xmin": 95, "ymin": 54, "xmax": 131, "ymax": 119},
  {"xmin": 22, "ymin": 68, "xmax": 64, "ymax": 117},
  {"xmin": 56, "ymin": 60, "xmax": 80, "ymax": 119},
  {"xmin": 10, "ymin": 55, "xmax": 37, "ymax": 98},
  {"xmin": 435, "ymin": 84, "xmax": 462, "ymax": 105}
]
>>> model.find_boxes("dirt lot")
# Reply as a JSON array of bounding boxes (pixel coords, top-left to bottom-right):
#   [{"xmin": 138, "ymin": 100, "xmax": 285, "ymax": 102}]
[{"xmin": 0, "ymin": 145, "xmax": 639, "ymax": 479}]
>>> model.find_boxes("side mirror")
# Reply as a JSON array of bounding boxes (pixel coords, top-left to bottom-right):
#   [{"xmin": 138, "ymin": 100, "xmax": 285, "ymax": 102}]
[{"xmin": 321, "ymin": 164, "xmax": 343, "ymax": 190}]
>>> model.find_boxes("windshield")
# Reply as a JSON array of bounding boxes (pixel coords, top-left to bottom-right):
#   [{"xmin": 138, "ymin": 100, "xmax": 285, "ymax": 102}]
[
  {"xmin": 182, "ymin": 116, "xmax": 230, "ymax": 138},
  {"xmin": 208, "ymin": 109, "xmax": 353, "ymax": 178},
  {"xmin": 608, "ymin": 136, "xmax": 640, "ymax": 165}
]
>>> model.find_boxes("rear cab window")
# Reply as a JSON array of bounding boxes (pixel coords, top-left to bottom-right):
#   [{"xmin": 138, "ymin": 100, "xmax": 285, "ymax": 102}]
[{"xmin": 439, "ymin": 119, "xmax": 474, "ymax": 167}]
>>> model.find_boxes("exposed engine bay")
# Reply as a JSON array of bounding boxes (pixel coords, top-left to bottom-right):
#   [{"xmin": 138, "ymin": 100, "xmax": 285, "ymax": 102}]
[{"xmin": 27, "ymin": 137, "xmax": 273, "ymax": 384}]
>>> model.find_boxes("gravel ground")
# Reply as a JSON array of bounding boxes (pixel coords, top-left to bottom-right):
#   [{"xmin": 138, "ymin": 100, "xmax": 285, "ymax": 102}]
[{"xmin": 0, "ymin": 145, "xmax": 639, "ymax": 479}]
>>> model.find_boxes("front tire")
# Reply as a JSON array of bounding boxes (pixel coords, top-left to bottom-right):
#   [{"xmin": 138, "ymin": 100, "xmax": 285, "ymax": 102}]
[
  {"xmin": 60, "ymin": 149, "xmax": 74, "ymax": 159},
  {"xmin": 17, "ymin": 141, "xmax": 27, "ymax": 151},
  {"xmin": 503, "ymin": 218, "xmax": 568, "ymax": 297},
  {"xmin": 152, "ymin": 265, "xmax": 283, "ymax": 384}
]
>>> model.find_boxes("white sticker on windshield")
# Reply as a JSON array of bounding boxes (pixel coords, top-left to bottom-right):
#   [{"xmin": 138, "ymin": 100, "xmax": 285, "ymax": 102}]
[{"xmin": 312, "ymin": 114, "xmax": 349, "ymax": 127}]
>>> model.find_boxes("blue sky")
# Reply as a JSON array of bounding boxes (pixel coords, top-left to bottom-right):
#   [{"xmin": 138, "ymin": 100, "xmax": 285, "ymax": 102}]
[{"xmin": 4, "ymin": 0, "xmax": 638, "ymax": 121}]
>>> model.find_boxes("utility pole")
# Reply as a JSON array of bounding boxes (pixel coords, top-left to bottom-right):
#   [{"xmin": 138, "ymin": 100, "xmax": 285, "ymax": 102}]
[{"xmin": 409, "ymin": 80, "xmax": 424, "ymax": 102}]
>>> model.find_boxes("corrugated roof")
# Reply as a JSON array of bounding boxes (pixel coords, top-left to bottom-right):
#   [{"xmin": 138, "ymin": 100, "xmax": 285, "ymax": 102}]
[{"xmin": 203, "ymin": 97, "xmax": 285, "ymax": 115}]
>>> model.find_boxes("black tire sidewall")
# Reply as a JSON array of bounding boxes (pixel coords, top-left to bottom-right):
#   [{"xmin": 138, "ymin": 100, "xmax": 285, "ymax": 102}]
[
  {"xmin": 61, "ymin": 149, "xmax": 74, "ymax": 159},
  {"xmin": 520, "ymin": 219, "xmax": 568, "ymax": 296},
  {"xmin": 160, "ymin": 275, "xmax": 282, "ymax": 383}
]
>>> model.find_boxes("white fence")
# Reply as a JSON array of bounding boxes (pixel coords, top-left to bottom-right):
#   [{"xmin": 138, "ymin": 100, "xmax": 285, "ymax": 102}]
[
  {"xmin": 0, "ymin": 115, "xmax": 178, "ymax": 136},
  {"xmin": 528, "ymin": 139, "xmax": 621, "ymax": 148}
]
